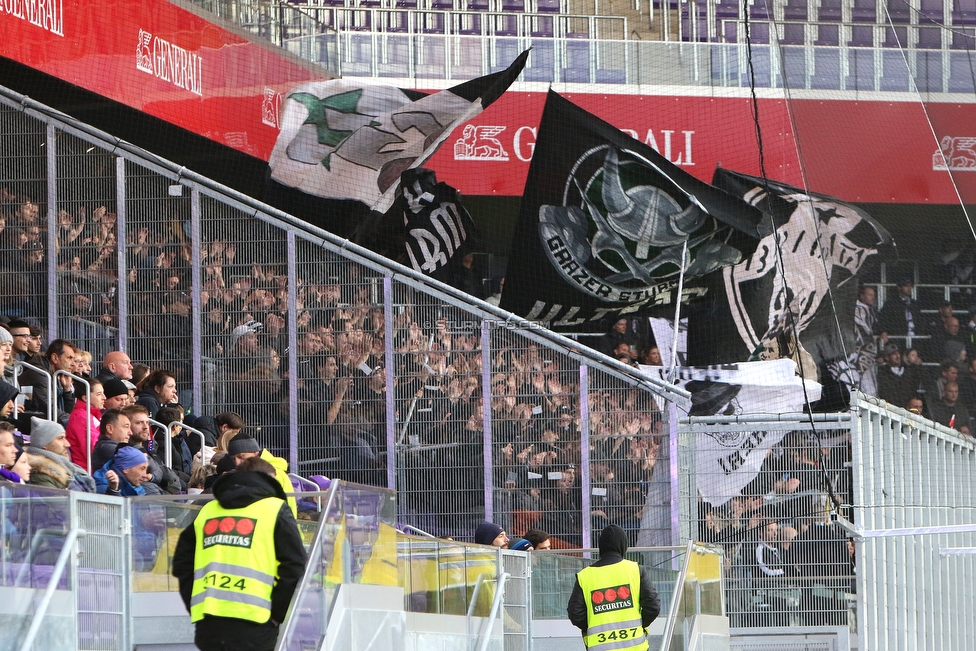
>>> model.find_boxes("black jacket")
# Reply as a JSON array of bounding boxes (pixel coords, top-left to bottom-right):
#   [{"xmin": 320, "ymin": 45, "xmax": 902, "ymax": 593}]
[
  {"xmin": 567, "ymin": 524, "xmax": 661, "ymax": 632},
  {"xmin": 172, "ymin": 470, "xmax": 307, "ymax": 624}
]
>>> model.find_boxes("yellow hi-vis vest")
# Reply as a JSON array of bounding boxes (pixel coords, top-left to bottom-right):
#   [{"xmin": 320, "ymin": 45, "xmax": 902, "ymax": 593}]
[
  {"xmin": 190, "ymin": 496, "xmax": 283, "ymax": 624},
  {"xmin": 576, "ymin": 559, "xmax": 649, "ymax": 651}
]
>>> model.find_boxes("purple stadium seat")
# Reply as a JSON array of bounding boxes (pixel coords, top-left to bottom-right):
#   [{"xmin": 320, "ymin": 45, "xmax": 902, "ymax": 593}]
[
  {"xmin": 749, "ymin": 0, "xmax": 772, "ymax": 20},
  {"xmin": 531, "ymin": 15, "xmax": 555, "ymax": 37},
  {"xmin": 745, "ymin": 22, "xmax": 769, "ymax": 43},
  {"xmin": 524, "ymin": 40, "xmax": 554, "ymax": 80},
  {"xmin": 815, "ymin": 24, "xmax": 839, "ymax": 46},
  {"xmin": 783, "ymin": 0, "xmax": 807, "ymax": 20},
  {"xmin": 917, "ymin": 26, "xmax": 943, "ymax": 48},
  {"xmin": 818, "ymin": 0, "xmax": 841, "ymax": 21},
  {"xmin": 887, "ymin": 0, "xmax": 910, "ymax": 22},
  {"xmin": 535, "ymin": 0, "xmax": 561, "ymax": 13},
  {"xmin": 465, "ymin": 0, "xmax": 489, "ymax": 9},
  {"xmin": 849, "ymin": 25, "xmax": 874, "ymax": 46},
  {"xmin": 884, "ymin": 24, "xmax": 908, "ymax": 46},
  {"xmin": 954, "ymin": 0, "xmax": 976, "ymax": 24},
  {"xmin": 852, "ymin": 0, "xmax": 875, "ymax": 21},
  {"xmin": 431, "ymin": 0, "xmax": 454, "ymax": 8},
  {"xmin": 421, "ymin": 11, "xmax": 447, "ymax": 33},
  {"xmin": 952, "ymin": 28, "xmax": 976, "ymax": 48},
  {"xmin": 309, "ymin": 475, "xmax": 332, "ymax": 490},
  {"xmin": 562, "ymin": 38, "xmax": 590, "ymax": 82},
  {"xmin": 920, "ymin": 0, "xmax": 943, "ymax": 21},
  {"xmin": 459, "ymin": 13, "xmax": 484, "ymax": 34},
  {"xmin": 716, "ymin": 0, "xmax": 738, "ymax": 16},
  {"xmin": 501, "ymin": 0, "xmax": 525, "ymax": 10},
  {"xmin": 780, "ymin": 23, "xmax": 805, "ymax": 44}
]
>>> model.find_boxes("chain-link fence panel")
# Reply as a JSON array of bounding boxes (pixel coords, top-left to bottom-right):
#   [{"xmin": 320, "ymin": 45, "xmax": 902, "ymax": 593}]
[
  {"xmin": 392, "ymin": 280, "xmax": 488, "ymax": 541},
  {"xmin": 0, "ymin": 106, "xmax": 48, "ymax": 328},
  {"xmin": 686, "ymin": 422, "xmax": 854, "ymax": 629},
  {"xmin": 486, "ymin": 325, "xmax": 583, "ymax": 548},
  {"xmin": 293, "ymin": 235, "xmax": 387, "ymax": 484},
  {"xmin": 122, "ymin": 160, "xmax": 194, "ymax": 414},
  {"xmin": 199, "ymin": 196, "xmax": 289, "ymax": 455},
  {"xmin": 55, "ymin": 133, "xmax": 120, "ymax": 365},
  {"xmin": 587, "ymin": 366, "xmax": 671, "ymax": 551}
]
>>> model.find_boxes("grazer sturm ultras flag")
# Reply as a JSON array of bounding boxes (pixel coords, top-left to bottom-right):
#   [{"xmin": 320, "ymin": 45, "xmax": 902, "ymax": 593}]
[
  {"xmin": 500, "ymin": 90, "xmax": 767, "ymax": 328},
  {"xmin": 268, "ymin": 51, "xmax": 529, "ymax": 214},
  {"xmin": 686, "ymin": 168, "xmax": 893, "ymax": 402}
]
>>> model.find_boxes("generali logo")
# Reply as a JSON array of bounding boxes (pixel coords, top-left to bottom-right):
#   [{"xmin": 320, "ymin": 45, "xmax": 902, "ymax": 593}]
[
  {"xmin": 933, "ymin": 136, "xmax": 976, "ymax": 171},
  {"xmin": 136, "ymin": 29, "xmax": 203, "ymax": 97},
  {"xmin": 0, "ymin": 0, "xmax": 63, "ymax": 37},
  {"xmin": 262, "ymin": 87, "xmax": 282, "ymax": 129},
  {"xmin": 454, "ymin": 124, "xmax": 695, "ymax": 166},
  {"xmin": 454, "ymin": 125, "xmax": 509, "ymax": 161}
]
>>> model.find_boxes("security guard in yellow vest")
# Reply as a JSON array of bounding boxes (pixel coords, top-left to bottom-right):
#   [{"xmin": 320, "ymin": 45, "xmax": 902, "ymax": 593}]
[
  {"xmin": 173, "ymin": 457, "xmax": 307, "ymax": 651},
  {"xmin": 568, "ymin": 525, "xmax": 661, "ymax": 651}
]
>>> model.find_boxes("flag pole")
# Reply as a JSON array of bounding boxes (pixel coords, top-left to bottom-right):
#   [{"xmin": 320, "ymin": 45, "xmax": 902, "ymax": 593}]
[{"xmin": 666, "ymin": 240, "xmax": 688, "ymax": 384}]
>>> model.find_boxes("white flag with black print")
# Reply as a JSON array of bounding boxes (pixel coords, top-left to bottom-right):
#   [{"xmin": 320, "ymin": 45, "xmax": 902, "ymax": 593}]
[
  {"xmin": 641, "ymin": 358, "xmax": 822, "ymax": 506},
  {"xmin": 268, "ymin": 52, "xmax": 528, "ymax": 214}
]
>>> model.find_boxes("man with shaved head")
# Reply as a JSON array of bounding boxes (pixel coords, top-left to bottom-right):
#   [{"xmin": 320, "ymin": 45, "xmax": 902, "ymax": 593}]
[{"xmin": 97, "ymin": 350, "xmax": 134, "ymax": 385}]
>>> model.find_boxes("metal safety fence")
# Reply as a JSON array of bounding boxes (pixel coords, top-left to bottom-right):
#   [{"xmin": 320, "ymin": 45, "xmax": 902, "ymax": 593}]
[
  {"xmin": 849, "ymin": 391, "xmax": 976, "ymax": 651},
  {"xmin": 678, "ymin": 412, "xmax": 856, "ymax": 630},
  {"xmin": 0, "ymin": 83, "xmax": 689, "ymax": 551}
]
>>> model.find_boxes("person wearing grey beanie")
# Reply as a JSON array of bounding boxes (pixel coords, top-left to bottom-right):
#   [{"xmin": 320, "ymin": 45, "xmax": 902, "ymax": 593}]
[
  {"xmin": 226, "ymin": 432, "xmax": 261, "ymax": 458},
  {"xmin": 29, "ymin": 416, "xmax": 64, "ymax": 450},
  {"xmin": 25, "ymin": 415, "xmax": 96, "ymax": 492}
]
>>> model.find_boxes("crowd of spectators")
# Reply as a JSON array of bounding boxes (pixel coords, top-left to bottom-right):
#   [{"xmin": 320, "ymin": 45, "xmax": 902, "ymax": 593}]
[
  {"xmin": 854, "ymin": 277, "xmax": 976, "ymax": 436},
  {"xmin": 0, "ymin": 184, "xmax": 674, "ymax": 549}
]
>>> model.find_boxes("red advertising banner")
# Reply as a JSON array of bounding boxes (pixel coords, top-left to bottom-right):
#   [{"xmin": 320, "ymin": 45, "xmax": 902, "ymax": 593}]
[
  {"xmin": 428, "ymin": 91, "xmax": 971, "ymax": 205},
  {"xmin": 0, "ymin": 0, "xmax": 321, "ymax": 158},
  {"xmin": 1, "ymin": 0, "xmax": 973, "ymax": 204}
]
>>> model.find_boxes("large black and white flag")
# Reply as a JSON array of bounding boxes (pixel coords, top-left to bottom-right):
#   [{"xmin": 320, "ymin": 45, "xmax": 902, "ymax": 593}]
[
  {"xmin": 269, "ymin": 51, "xmax": 528, "ymax": 215},
  {"xmin": 641, "ymin": 359, "xmax": 822, "ymax": 506},
  {"xmin": 686, "ymin": 169, "xmax": 893, "ymax": 403},
  {"xmin": 397, "ymin": 168, "xmax": 479, "ymax": 277},
  {"xmin": 500, "ymin": 91, "xmax": 766, "ymax": 327}
]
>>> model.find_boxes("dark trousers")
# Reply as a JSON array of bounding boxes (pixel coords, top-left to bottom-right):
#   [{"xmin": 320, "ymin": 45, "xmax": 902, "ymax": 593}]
[{"xmin": 194, "ymin": 615, "xmax": 280, "ymax": 651}]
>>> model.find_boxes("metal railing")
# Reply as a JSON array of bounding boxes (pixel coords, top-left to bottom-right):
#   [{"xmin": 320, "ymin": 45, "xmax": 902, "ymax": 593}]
[
  {"xmin": 13, "ymin": 360, "xmax": 54, "ymax": 421},
  {"xmin": 54, "ymin": 369, "xmax": 92, "ymax": 474}
]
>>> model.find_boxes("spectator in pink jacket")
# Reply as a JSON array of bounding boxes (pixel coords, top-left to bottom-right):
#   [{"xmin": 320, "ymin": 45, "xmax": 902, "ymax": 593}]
[{"xmin": 65, "ymin": 377, "xmax": 105, "ymax": 469}]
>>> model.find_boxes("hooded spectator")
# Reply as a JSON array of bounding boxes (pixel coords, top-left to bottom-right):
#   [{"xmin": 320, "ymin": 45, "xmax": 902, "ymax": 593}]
[
  {"xmin": 95, "ymin": 445, "xmax": 151, "ymax": 496},
  {"xmin": 65, "ymin": 377, "xmax": 104, "ymax": 469},
  {"xmin": 227, "ymin": 432, "xmax": 297, "ymax": 517},
  {"xmin": 0, "ymin": 381, "xmax": 18, "ymax": 424}
]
